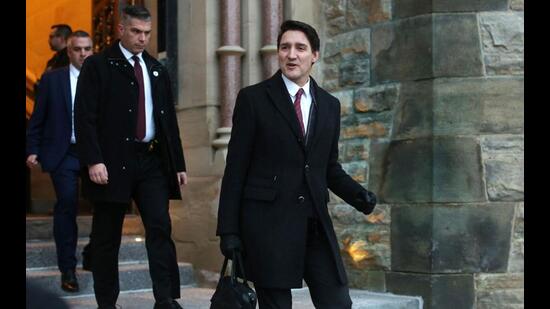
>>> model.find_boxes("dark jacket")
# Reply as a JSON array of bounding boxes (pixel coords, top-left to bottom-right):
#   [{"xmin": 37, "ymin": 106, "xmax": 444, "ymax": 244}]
[
  {"xmin": 26, "ymin": 66, "xmax": 75, "ymax": 172},
  {"xmin": 45, "ymin": 48, "xmax": 70, "ymax": 72},
  {"xmin": 74, "ymin": 41, "xmax": 186, "ymax": 202},
  {"xmin": 217, "ymin": 71, "xmax": 372, "ymax": 288}
]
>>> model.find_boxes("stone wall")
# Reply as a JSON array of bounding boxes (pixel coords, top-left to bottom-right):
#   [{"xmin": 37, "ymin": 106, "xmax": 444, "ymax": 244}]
[{"xmin": 320, "ymin": 0, "xmax": 523, "ymax": 307}]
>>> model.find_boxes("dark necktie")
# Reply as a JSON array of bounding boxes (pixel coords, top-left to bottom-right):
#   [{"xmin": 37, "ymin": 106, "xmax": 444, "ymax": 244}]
[
  {"xmin": 293, "ymin": 88, "xmax": 305, "ymax": 136},
  {"xmin": 132, "ymin": 55, "xmax": 146, "ymax": 141}
]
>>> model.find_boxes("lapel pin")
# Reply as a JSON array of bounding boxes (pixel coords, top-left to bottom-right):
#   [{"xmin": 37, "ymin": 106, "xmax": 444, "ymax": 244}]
[{"xmin": 153, "ymin": 71, "xmax": 159, "ymax": 77}]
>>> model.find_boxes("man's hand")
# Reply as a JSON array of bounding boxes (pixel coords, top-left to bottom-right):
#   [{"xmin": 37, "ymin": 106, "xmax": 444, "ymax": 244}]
[
  {"xmin": 177, "ymin": 171, "xmax": 188, "ymax": 186},
  {"xmin": 26, "ymin": 154, "xmax": 39, "ymax": 169},
  {"xmin": 220, "ymin": 234, "xmax": 242, "ymax": 259},
  {"xmin": 358, "ymin": 190, "xmax": 377, "ymax": 215},
  {"xmin": 88, "ymin": 163, "xmax": 109, "ymax": 185}
]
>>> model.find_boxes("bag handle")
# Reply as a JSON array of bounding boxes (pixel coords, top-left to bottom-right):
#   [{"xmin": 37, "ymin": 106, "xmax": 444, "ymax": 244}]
[{"xmin": 218, "ymin": 250, "xmax": 250, "ymax": 288}]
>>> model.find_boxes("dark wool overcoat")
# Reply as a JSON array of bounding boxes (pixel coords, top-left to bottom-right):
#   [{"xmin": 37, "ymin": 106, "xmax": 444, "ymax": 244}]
[
  {"xmin": 75, "ymin": 41, "xmax": 185, "ymax": 203},
  {"xmin": 217, "ymin": 71, "xmax": 370, "ymax": 288}
]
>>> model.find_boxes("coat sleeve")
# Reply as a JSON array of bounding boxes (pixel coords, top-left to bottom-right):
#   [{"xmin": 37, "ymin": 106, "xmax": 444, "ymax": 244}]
[
  {"xmin": 74, "ymin": 57, "xmax": 104, "ymax": 166},
  {"xmin": 326, "ymin": 100, "xmax": 370, "ymax": 212},
  {"xmin": 26, "ymin": 73, "xmax": 51, "ymax": 157},
  {"xmin": 216, "ymin": 89, "xmax": 256, "ymax": 236}
]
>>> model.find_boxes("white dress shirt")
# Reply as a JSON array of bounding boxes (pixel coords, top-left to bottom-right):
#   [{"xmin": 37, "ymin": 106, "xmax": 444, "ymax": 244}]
[
  {"xmin": 281, "ymin": 74, "xmax": 312, "ymax": 134},
  {"xmin": 119, "ymin": 42, "xmax": 155, "ymax": 142},
  {"xmin": 69, "ymin": 64, "xmax": 79, "ymax": 144}
]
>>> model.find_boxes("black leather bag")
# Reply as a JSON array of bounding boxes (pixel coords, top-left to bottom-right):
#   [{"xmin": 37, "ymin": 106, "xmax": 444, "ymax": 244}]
[{"xmin": 210, "ymin": 251, "xmax": 257, "ymax": 309}]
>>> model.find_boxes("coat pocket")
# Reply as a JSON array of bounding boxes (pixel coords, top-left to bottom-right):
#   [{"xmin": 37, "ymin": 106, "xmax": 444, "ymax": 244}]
[{"xmin": 243, "ymin": 185, "xmax": 277, "ymax": 201}]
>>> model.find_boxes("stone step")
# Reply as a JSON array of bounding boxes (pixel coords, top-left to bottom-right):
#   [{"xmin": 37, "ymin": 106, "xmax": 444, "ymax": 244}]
[
  {"xmin": 26, "ymin": 236, "xmax": 148, "ymax": 269},
  {"xmin": 62, "ymin": 287, "xmax": 423, "ymax": 308},
  {"xmin": 26, "ymin": 262, "xmax": 195, "ymax": 298},
  {"xmin": 26, "ymin": 215, "xmax": 145, "ymax": 240}
]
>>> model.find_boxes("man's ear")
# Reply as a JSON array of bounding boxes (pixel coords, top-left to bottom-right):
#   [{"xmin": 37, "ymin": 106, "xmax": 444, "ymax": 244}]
[{"xmin": 312, "ymin": 50, "xmax": 320, "ymax": 64}]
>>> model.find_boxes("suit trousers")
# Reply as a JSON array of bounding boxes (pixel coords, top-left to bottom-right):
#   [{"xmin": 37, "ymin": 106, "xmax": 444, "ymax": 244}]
[
  {"xmin": 255, "ymin": 218, "xmax": 352, "ymax": 309},
  {"xmin": 91, "ymin": 147, "xmax": 180, "ymax": 307},
  {"xmin": 49, "ymin": 145, "xmax": 80, "ymax": 273}
]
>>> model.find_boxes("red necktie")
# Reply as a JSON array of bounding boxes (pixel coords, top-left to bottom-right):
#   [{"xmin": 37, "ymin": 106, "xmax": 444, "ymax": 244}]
[
  {"xmin": 294, "ymin": 88, "xmax": 305, "ymax": 136},
  {"xmin": 132, "ymin": 55, "xmax": 146, "ymax": 141}
]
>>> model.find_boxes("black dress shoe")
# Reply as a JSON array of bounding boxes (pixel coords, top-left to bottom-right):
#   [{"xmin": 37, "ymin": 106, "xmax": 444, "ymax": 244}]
[
  {"xmin": 61, "ymin": 269, "xmax": 79, "ymax": 292},
  {"xmin": 82, "ymin": 243, "xmax": 92, "ymax": 271},
  {"xmin": 153, "ymin": 299, "xmax": 183, "ymax": 309}
]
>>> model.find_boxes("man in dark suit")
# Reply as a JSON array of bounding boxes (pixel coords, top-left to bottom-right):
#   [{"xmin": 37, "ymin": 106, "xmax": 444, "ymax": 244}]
[
  {"xmin": 26, "ymin": 30, "xmax": 94, "ymax": 292},
  {"xmin": 75, "ymin": 5, "xmax": 187, "ymax": 309},
  {"xmin": 217, "ymin": 20, "xmax": 377, "ymax": 308}
]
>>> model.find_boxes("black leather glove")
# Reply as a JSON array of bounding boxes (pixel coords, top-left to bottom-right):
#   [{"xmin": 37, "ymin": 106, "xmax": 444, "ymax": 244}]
[
  {"xmin": 220, "ymin": 234, "xmax": 242, "ymax": 259},
  {"xmin": 357, "ymin": 190, "xmax": 377, "ymax": 215}
]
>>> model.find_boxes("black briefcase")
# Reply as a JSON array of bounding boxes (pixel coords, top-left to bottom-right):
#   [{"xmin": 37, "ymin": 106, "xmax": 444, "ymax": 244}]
[{"xmin": 210, "ymin": 251, "xmax": 257, "ymax": 309}]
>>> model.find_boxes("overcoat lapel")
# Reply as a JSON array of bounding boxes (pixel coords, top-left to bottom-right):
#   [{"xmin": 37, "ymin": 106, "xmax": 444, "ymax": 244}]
[
  {"xmin": 105, "ymin": 43, "xmax": 138, "ymax": 83},
  {"xmin": 266, "ymin": 71, "xmax": 305, "ymax": 149},
  {"xmin": 306, "ymin": 78, "xmax": 328, "ymax": 153}
]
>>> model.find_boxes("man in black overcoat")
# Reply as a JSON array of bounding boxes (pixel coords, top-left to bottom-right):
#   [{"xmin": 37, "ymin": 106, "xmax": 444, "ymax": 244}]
[
  {"xmin": 217, "ymin": 20, "xmax": 377, "ymax": 308},
  {"xmin": 74, "ymin": 5, "xmax": 186, "ymax": 309}
]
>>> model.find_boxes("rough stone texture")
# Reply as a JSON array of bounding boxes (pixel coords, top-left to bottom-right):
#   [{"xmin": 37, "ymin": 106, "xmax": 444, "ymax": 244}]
[
  {"xmin": 380, "ymin": 137, "xmax": 486, "ymax": 203},
  {"xmin": 510, "ymin": 0, "xmax": 524, "ymax": 10},
  {"xmin": 480, "ymin": 135, "xmax": 524, "ymax": 201},
  {"xmin": 391, "ymin": 80, "xmax": 433, "ymax": 140},
  {"xmin": 322, "ymin": 63, "xmax": 340, "ymax": 91},
  {"xmin": 367, "ymin": 139, "xmax": 390, "ymax": 196},
  {"xmin": 339, "ymin": 53, "xmax": 370, "ymax": 86},
  {"xmin": 391, "ymin": 204, "xmax": 515, "ymax": 273},
  {"xmin": 480, "ymin": 12, "xmax": 524, "ymax": 75},
  {"xmin": 354, "ymin": 83, "xmax": 400, "ymax": 113},
  {"xmin": 394, "ymin": 0, "xmax": 509, "ymax": 18},
  {"xmin": 386, "ymin": 272, "xmax": 475, "ymax": 309},
  {"xmin": 332, "ymin": 203, "xmax": 391, "ymax": 283},
  {"xmin": 342, "ymin": 161, "xmax": 369, "ymax": 183},
  {"xmin": 323, "ymin": 0, "xmax": 347, "ymax": 36},
  {"xmin": 433, "ymin": 77, "xmax": 524, "ymax": 136},
  {"xmin": 433, "ymin": 14, "xmax": 483, "ymax": 77},
  {"xmin": 342, "ymin": 122, "xmax": 388, "ymax": 139},
  {"xmin": 372, "ymin": 15, "xmax": 433, "ymax": 83},
  {"xmin": 344, "ymin": 138, "xmax": 370, "ymax": 161},
  {"xmin": 475, "ymin": 273, "xmax": 524, "ymax": 309},
  {"xmin": 173, "ymin": 176, "xmax": 224, "ymax": 272},
  {"xmin": 331, "ymin": 90, "xmax": 354, "ymax": 116},
  {"xmin": 347, "ymin": 0, "xmax": 392, "ymax": 29},
  {"xmin": 508, "ymin": 203, "xmax": 524, "ymax": 272},
  {"xmin": 325, "ymin": 28, "xmax": 371, "ymax": 59}
]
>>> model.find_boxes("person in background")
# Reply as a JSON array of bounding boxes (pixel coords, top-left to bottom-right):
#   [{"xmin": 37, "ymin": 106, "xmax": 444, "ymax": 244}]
[
  {"xmin": 75, "ymin": 5, "xmax": 187, "ymax": 309},
  {"xmin": 44, "ymin": 24, "xmax": 73, "ymax": 73},
  {"xmin": 26, "ymin": 30, "xmax": 94, "ymax": 293}
]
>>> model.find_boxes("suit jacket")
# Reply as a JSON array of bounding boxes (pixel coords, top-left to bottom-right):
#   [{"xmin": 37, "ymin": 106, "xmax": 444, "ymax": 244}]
[
  {"xmin": 26, "ymin": 66, "xmax": 75, "ymax": 172},
  {"xmin": 74, "ymin": 41, "xmax": 186, "ymax": 202},
  {"xmin": 217, "ymin": 71, "xmax": 372, "ymax": 288}
]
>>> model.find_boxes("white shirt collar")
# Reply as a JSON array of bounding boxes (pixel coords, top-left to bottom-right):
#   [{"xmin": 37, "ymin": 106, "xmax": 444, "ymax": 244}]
[
  {"xmin": 119, "ymin": 41, "xmax": 143, "ymax": 62},
  {"xmin": 281, "ymin": 73, "xmax": 310, "ymax": 99},
  {"xmin": 69, "ymin": 64, "xmax": 80, "ymax": 78}
]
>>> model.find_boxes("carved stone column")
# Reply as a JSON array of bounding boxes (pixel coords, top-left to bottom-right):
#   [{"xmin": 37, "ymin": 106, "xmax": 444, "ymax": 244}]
[
  {"xmin": 260, "ymin": 0, "xmax": 283, "ymax": 79},
  {"xmin": 213, "ymin": 0, "xmax": 245, "ymax": 149}
]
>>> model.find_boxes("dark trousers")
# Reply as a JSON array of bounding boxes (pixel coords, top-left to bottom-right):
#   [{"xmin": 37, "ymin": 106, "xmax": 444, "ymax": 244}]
[
  {"xmin": 49, "ymin": 146, "xmax": 80, "ymax": 273},
  {"xmin": 255, "ymin": 218, "xmax": 352, "ymax": 309},
  {"xmin": 91, "ymin": 148, "xmax": 180, "ymax": 307}
]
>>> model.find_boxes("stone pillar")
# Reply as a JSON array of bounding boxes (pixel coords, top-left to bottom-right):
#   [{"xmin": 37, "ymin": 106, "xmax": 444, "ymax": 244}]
[
  {"xmin": 260, "ymin": 0, "xmax": 283, "ymax": 78},
  {"xmin": 321, "ymin": 0, "xmax": 523, "ymax": 308},
  {"xmin": 213, "ymin": 0, "xmax": 246, "ymax": 149}
]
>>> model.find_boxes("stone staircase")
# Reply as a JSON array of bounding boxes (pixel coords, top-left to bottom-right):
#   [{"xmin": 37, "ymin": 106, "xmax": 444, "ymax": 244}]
[{"xmin": 26, "ymin": 216, "xmax": 423, "ymax": 308}]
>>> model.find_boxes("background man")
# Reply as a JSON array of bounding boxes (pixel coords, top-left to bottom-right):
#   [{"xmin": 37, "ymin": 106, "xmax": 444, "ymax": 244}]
[
  {"xmin": 26, "ymin": 30, "xmax": 94, "ymax": 293},
  {"xmin": 217, "ymin": 20, "xmax": 377, "ymax": 308},
  {"xmin": 75, "ymin": 5, "xmax": 187, "ymax": 309},
  {"xmin": 45, "ymin": 24, "xmax": 72, "ymax": 73}
]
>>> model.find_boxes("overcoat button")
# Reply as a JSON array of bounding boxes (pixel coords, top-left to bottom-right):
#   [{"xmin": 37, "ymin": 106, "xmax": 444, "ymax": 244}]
[{"xmin": 298, "ymin": 196, "xmax": 305, "ymax": 203}]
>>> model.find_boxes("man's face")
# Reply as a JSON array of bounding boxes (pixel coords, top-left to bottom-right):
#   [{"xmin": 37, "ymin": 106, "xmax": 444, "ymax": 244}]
[
  {"xmin": 118, "ymin": 17, "xmax": 152, "ymax": 54},
  {"xmin": 48, "ymin": 28, "xmax": 65, "ymax": 52},
  {"xmin": 67, "ymin": 37, "xmax": 93, "ymax": 70},
  {"xmin": 278, "ymin": 30, "xmax": 319, "ymax": 87}
]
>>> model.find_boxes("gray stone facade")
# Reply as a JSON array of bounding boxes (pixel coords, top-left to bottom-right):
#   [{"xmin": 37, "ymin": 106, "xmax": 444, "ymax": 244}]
[{"xmin": 320, "ymin": 0, "xmax": 524, "ymax": 308}]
